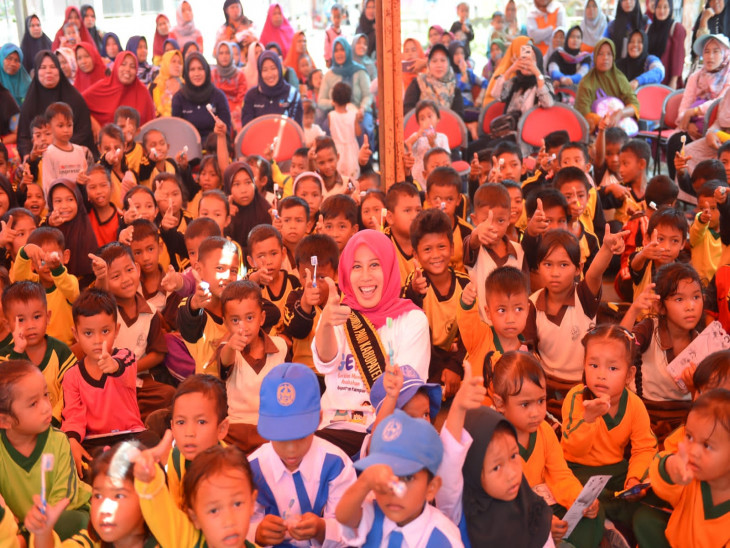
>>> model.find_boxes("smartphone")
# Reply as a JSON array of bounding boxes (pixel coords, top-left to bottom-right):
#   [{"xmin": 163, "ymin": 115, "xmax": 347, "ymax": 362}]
[{"xmin": 521, "ymin": 45, "xmax": 531, "ymax": 59}]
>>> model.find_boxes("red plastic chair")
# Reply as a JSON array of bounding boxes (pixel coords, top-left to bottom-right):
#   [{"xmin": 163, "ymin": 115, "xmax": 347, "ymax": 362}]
[
  {"xmin": 234, "ymin": 115, "xmax": 305, "ymax": 166},
  {"xmin": 636, "ymin": 84, "xmax": 673, "ymax": 125},
  {"xmin": 517, "ymin": 104, "xmax": 589, "ymax": 150},
  {"xmin": 404, "ymin": 107, "xmax": 469, "ymax": 175},
  {"xmin": 635, "ymin": 89, "xmax": 684, "ymax": 175},
  {"xmin": 477, "ymin": 100, "xmax": 506, "ymax": 137}
]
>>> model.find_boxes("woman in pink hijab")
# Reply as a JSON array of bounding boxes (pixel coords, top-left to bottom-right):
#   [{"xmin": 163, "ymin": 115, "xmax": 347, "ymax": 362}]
[
  {"xmin": 259, "ymin": 4, "xmax": 295, "ymax": 58},
  {"xmin": 170, "ymin": 1, "xmax": 203, "ymax": 52}
]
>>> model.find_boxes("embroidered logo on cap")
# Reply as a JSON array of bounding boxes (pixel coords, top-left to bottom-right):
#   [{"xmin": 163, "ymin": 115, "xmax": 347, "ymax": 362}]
[
  {"xmin": 382, "ymin": 418, "xmax": 402, "ymax": 442},
  {"xmin": 277, "ymin": 382, "xmax": 296, "ymax": 406}
]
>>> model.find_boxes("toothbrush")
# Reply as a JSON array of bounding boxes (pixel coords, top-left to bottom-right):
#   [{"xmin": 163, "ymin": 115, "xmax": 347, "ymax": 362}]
[
  {"xmin": 386, "ymin": 317, "xmax": 395, "ymax": 364},
  {"xmin": 108, "ymin": 441, "xmax": 141, "ymax": 488},
  {"xmin": 389, "ymin": 479, "xmax": 406, "ymax": 497},
  {"xmin": 150, "ymin": 148, "xmax": 157, "ymax": 160},
  {"xmin": 182, "ymin": 145, "xmax": 188, "ymax": 155},
  {"xmin": 40, "ymin": 453, "xmax": 54, "ymax": 514},
  {"xmin": 272, "ymin": 114, "xmax": 288, "ymax": 158},
  {"xmin": 380, "ymin": 208, "xmax": 387, "ymax": 231},
  {"xmin": 273, "ymin": 183, "xmax": 280, "ymax": 210},
  {"xmin": 311, "ymin": 256, "xmax": 318, "ymax": 288},
  {"xmin": 440, "ymin": 201, "xmax": 446, "ymax": 211},
  {"xmin": 206, "ymin": 104, "xmax": 216, "ymax": 118},
  {"xmin": 680, "ymin": 135, "xmax": 686, "ymax": 156}
]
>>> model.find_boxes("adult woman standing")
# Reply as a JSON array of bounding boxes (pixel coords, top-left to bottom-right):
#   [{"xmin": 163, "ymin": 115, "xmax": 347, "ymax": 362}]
[
  {"xmin": 170, "ymin": 1, "xmax": 204, "ymax": 52},
  {"xmin": 172, "ymin": 52, "xmax": 233, "ymax": 143},
  {"xmin": 241, "ymin": 51, "xmax": 302, "ymax": 128},
  {"xmin": 83, "ymin": 51, "xmax": 155, "ymax": 128},
  {"xmin": 581, "ymin": 0, "xmax": 608, "ymax": 53},
  {"xmin": 356, "ymin": 0, "xmax": 377, "ymax": 57},
  {"xmin": 575, "ymin": 38, "xmax": 639, "ymax": 132},
  {"xmin": 0, "ymin": 44, "xmax": 31, "ymax": 106},
  {"xmin": 605, "ymin": 0, "xmax": 647, "ymax": 59},
  {"xmin": 504, "ymin": 0, "xmax": 527, "ymax": 41},
  {"xmin": 647, "ymin": 0, "xmax": 685, "ymax": 88},
  {"xmin": 319, "ymin": 37, "xmax": 373, "ymax": 139},
  {"xmin": 403, "ymin": 44, "xmax": 463, "ymax": 118},
  {"xmin": 259, "ymin": 4, "xmax": 294, "ymax": 58},
  {"xmin": 17, "ymin": 51, "xmax": 94, "ymax": 158},
  {"xmin": 52, "ymin": 7, "xmax": 94, "ymax": 51},
  {"xmin": 20, "ymin": 15, "xmax": 52, "ymax": 74},
  {"xmin": 80, "ymin": 5, "xmax": 104, "ymax": 54}
]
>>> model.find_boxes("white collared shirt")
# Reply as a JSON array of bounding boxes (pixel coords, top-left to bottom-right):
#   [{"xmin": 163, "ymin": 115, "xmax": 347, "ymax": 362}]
[
  {"xmin": 248, "ymin": 437, "xmax": 356, "ymax": 547},
  {"xmin": 342, "ymin": 497, "xmax": 464, "ymax": 548}
]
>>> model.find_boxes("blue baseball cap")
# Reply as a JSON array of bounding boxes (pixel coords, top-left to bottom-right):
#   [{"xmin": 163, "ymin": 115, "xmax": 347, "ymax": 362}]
[
  {"xmin": 355, "ymin": 409, "xmax": 443, "ymax": 476},
  {"xmin": 370, "ymin": 365, "xmax": 443, "ymax": 421},
  {"xmin": 257, "ymin": 363, "xmax": 321, "ymax": 441}
]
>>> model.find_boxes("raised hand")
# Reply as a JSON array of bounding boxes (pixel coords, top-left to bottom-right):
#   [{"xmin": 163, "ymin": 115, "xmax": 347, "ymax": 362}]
[
  {"xmin": 461, "ymin": 281, "xmax": 477, "ymax": 307},
  {"xmin": 474, "ymin": 209, "xmax": 499, "ymax": 247},
  {"xmin": 0, "ymin": 215, "xmax": 15, "ymax": 247},
  {"xmin": 24, "ymin": 495, "xmax": 70, "ymax": 538},
  {"xmin": 601, "ymin": 224, "xmax": 629, "ymax": 255},
  {"xmin": 190, "ymin": 269, "xmax": 212, "ymax": 311},
  {"xmin": 89, "ymin": 253, "xmax": 108, "ymax": 283},
  {"xmin": 582, "ymin": 393, "xmax": 611, "ymax": 423},
  {"xmin": 227, "ymin": 326, "xmax": 249, "ymax": 353},
  {"xmin": 358, "ymin": 134, "xmax": 372, "ymax": 165},
  {"xmin": 320, "ymin": 277, "xmax": 350, "ymax": 327},
  {"xmin": 638, "ymin": 230, "xmax": 664, "ymax": 261},
  {"xmin": 121, "ymin": 171, "xmax": 137, "ymax": 196},
  {"xmin": 160, "ymin": 206, "xmax": 177, "ymax": 231},
  {"xmin": 160, "ymin": 265, "xmax": 183, "ymax": 293},
  {"xmin": 118, "ymin": 225, "xmax": 134, "ymax": 246},
  {"xmin": 469, "ymin": 152, "xmax": 481, "ymax": 180},
  {"xmin": 13, "ymin": 317, "xmax": 26, "ymax": 354},
  {"xmin": 411, "ymin": 260, "xmax": 428, "ymax": 295},
  {"xmin": 133, "ymin": 430, "xmax": 174, "ymax": 483},
  {"xmin": 97, "ymin": 341, "xmax": 118, "ymax": 374},
  {"xmin": 47, "ymin": 208, "xmax": 64, "ymax": 227},
  {"xmin": 301, "ymin": 268, "xmax": 321, "ymax": 313},
  {"xmin": 666, "ymin": 442, "xmax": 694, "ymax": 485},
  {"xmin": 527, "ymin": 198, "xmax": 549, "ymax": 236},
  {"xmin": 453, "ymin": 360, "xmax": 485, "ymax": 411}
]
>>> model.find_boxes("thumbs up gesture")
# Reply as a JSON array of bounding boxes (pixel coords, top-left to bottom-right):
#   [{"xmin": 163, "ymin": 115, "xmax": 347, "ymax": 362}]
[
  {"xmin": 469, "ymin": 152, "xmax": 482, "ymax": 180},
  {"xmin": 527, "ymin": 198, "xmax": 549, "ymax": 236},
  {"xmin": 667, "ymin": 442, "xmax": 695, "ymax": 485},
  {"xmin": 191, "ymin": 269, "xmax": 212, "ymax": 311},
  {"xmin": 13, "ymin": 317, "xmax": 27, "ymax": 354},
  {"xmin": 321, "ymin": 277, "xmax": 351, "ymax": 327},
  {"xmin": 453, "ymin": 360, "xmax": 486, "ymax": 412},
  {"xmin": 638, "ymin": 229, "xmax": 663, "ymax": 261},
  {"xmin": 97, "ymin": 341, "xmax": 119, "ymax": 374},
  {"xmin": 358, "ymin": 134, "xmax": 372, "ymax": 165},
  {"xmin": 160, "ymin": 205, "xmax": 177, "ymax": 231},
  {"xmin": 121, "ymin": 170, "xmax": 137, "ymax": 196},
  {"xmin": 0, "ymin": 215, "xmax": 16, "ymax": 247},
  {"xmin": 475, "ymin": 209, "xmax": 499, "ymax": 247},
  {"xmin": 89, "ymin": 253, "xmax": 108, "ymax": 284},
  {"xmin": 315, "ymin": 213, "xmax": 325, "ymax": 234},
  {"xmin": 411, "ymin": 259, "xmax": 428, "ymax": 295},
  {"xmin": 403, "ymin": 142, "xmax": 415, "ymax": 173},
  {"xmin": 133, "ymin": 430, "xmax": 174, "ymax": 483},
  {"xmin": 161, "ymin": 265, "xmax": 183, "ymax": 293},
  {"xmin": 227, "ymin": 326, "xmax": 249, "ymax": 353}
]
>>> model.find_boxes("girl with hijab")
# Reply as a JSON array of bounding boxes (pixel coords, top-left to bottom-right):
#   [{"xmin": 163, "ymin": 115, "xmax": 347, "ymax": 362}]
[
  {"xmin": 20, "ymin": 15, "xmax": 52, "ymax": 74},
  {"xmin": 692, "ymin": 0, "xmax": 730, "ymax": 59},
  {"xmin": 352, "ymin": 33, "xmax": 377, "ymax": 81},
  {"xmin": 73, "ymin": 42, "xmax": 106, "ymax": 93},
  {"xmin": 647, "ymin": 0, "xmax": 685, "ymax": 88},
  {"xmin": 45, "ymin": 179, "xmax": 98, "ymax": 284},
  {"xmin": 150, "ymin": 49, "xmax": 184, "ymax": 118},
  {"xmin": 83, "ymin": 52, "xmax": 155, "ymax": 127},
  {"xmin": 212, "ymin": 41, "xmax": 247, "ymax": 131},
  {"xmin": 606, "ymin": 0, "xmax": 647, "ymax": 59},
  {"xmin": 449, "ymin": 40, "xmax": 484, "ymax": 116},
  {"xmin": 482, "ymin": 39, "xmax": 507, "ymax": 82},
  {"xmin": 80, "ymin": 5, "xmax": 104, "ymax": 55},
  {"xmin": 152, "ymin": 14, "xmax": 171, "ymax": 65},
  {"xmin": 404, "ymin": 43, "xmax": 463, "ymax": 118},
  {"xmin": 435, "ymin": 406, "xmax": 553, "ymax": 548},
  {"xmin": 172, "ymin": 52, "xmax": 233, "ymax": 143},
  {"xmin": 0, "ymin": 44, "xmax": 31, "ymax": 106},
  {"xmin": 52, "ymin": 7, "xmax": 93, "ymax": 51},
  {"xmin": 55, "ymin": 47, "xmax": 77, "ymax": 84},
  {"xmin": 581, "ymin": 0, "xmax": 608, "ymax": 52},
  {"xmin": 103, "ymin": 32, "xmax": 122, "ymax": 65},
  {"xmin": 490, "ymin": 42, "xmax": 553, "ymax": 116},
  {"xmin": 284, "ymin": 32, "xmax": 315, "ymax": 83},
  {"xmin": 402, "ymin": 37, "xmax": 427, "ymax": 88},
  {"xmin": 548, "ymin": 26, "xmax": 592, "ymax": 85},
  {"xmin": 616, "ymin": 29, "xmax": 665, "ymax": 90},
  {"xmin": 125, "ymin": 36, "xmax": 157, "ymax": 85},
  {"xmin": 356, "ymin": 0, "xmax": 377, "ymax": 57},
  {"xmin": 575, "ymin": 38, "xmax": 639, "ymax": 132},
  {"xmin": 241, "ymin": 50, "xmax": 302, "ymax": 127},
  {"xmin": 504, "ymin": 0, "xmax": 527, "ymax": 40},
  {"xmin": 259, "ymin": 4, "xmax": 294, "ymax": 58},
  {"xmin": 667, "ymin": 34, "xmax": 730, "ymax": 174},
  {"xmin": 243, "ymin": 41, "xmax": 263, "ymax": 90},
  {"xmin": 170, "ymin": 1, "xmax": 203, "ymax": 52},
  {"xmin": 313, "ymin": 230, "xmax": 430, "ymax": 447},
  {"xmin": 17, "ymin": 51, "xmax": 94, "ymax": 158},
  {"xmin": 223, "ymin": 162, "xmax": 271, "ymax": 255}
]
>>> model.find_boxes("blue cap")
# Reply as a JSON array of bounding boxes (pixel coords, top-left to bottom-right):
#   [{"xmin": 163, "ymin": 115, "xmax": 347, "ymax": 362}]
[
  {"xmin": 257, "ymin": 363, "xmax": 321, "ymax": 441},
  {"xmin": 370, "ymin": 365, "xmax": 442, "ymax": 421},
  {"xmin": 355, "ymin": 409, "xmax": 443, "ymax": 476}
]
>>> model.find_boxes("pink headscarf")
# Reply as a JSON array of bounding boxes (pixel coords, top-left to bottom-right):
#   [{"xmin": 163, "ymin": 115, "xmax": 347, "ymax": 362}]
[
  {"xmin": 696, "ymin": 37, "xmax": 730, "ymax": 99},
  {"xmin": 338, "ymin": 230, "xmax": 420, "ymax": 328},
  {"xmin": 259, "ymin": 4, "xmax": 295, "ymax": 58}
]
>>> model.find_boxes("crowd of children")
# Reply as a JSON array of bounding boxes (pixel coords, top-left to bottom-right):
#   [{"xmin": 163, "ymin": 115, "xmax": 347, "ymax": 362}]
[{"xmin": 1, "ymin": 1, "xmax": 730, "ymax": 548}]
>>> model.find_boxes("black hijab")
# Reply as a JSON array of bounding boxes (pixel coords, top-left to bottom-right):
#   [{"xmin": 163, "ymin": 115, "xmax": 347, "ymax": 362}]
[
  {"xmin": 355, "ymin": 0, "xmax": 376, "ymax": 57},
  {"xmin": 647, "ymin": 0, "xmax": 674, "ymax": 58},
  {"xmin": 505, "ymin": 44, "xmax": 545, "ymax": 107},
  {"xmin": 610, "ymin": 0, "xmax": 645, "ymax": 58},
  {"xmin": 617, "ymin": 29, "xmax": 649, "ymax": 81},
  {"xmin": 257, "ymin": 51, "xmax": 289, "ymax": 97},
  {"xmin": 462, "ymin": 407, "xmax": 552, "ymax": 548},
  {"xmin": 17, "ymin": 51, "xmax": 95, "ymax": 158},
  {"xmin": 692, "ymin": 1, "xmax": 730, "ymax": 57},
  {"xmin": 47, "ymin": 179, "xmax": 98, "ymax": 278},
  {"xmin": 80, "ymin": 5, "xmax": 104, "ymax": 55},
  {"xmin": 223, "ymin": 162, "xmax": 271, "ymax": 256},
  {"xmin": 548, "ymin": 25, "xmax": 591, "ymax": 75},
  {"xmin": 20, "ymin": 15, "xmax": 52, "ymax": 73},
  {"xmin": 181, "ymin": 52, "xmax": 215, "ymax": 104}
]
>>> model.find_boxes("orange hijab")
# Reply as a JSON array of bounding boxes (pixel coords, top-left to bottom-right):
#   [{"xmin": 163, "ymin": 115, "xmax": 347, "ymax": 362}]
[
  {"xmin": 402, "ymin": 38, "xmax": 426, "ymax": 88},
  {"xmin": 484, "ymin": 35, "xmax": 531, "ymax": 105}
]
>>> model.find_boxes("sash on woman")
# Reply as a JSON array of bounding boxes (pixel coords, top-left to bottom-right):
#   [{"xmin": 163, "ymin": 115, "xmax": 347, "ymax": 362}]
[{"xmin": 343, "ymin": 309, "xmax": 388, "ymax": 389}]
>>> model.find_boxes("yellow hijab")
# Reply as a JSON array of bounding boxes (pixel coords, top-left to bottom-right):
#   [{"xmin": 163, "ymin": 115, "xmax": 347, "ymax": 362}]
[
  {"xmin": 152, "ymin": 50, "xmax": 184, "ymax": 117},
  {"xmin": 483, "ymin": 35, "xmax": 532, "ymax": 106}
]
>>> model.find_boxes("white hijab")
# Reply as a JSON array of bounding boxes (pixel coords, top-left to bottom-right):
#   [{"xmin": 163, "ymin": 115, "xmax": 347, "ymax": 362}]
[{"xmin": 581, "ymin": 0, "xmax": 608, "ymax": 48}]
